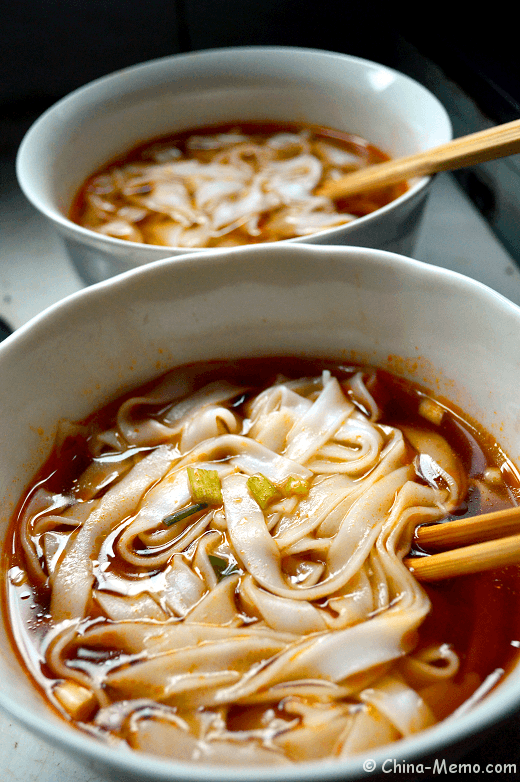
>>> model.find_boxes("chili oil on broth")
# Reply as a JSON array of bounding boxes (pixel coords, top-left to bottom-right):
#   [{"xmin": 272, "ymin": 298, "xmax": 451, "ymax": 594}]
[
  {"xmin": 70, "ymin": 123, "xmax": 407, "ymax": 249},
  {"xmin": 3, "ymin": 358, "xmax": 520, "ymax": 766}
]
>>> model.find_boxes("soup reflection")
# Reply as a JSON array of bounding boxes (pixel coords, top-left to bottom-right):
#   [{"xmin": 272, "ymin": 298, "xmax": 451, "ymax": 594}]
[{"xmin": 4, "ymin": 359, "xmax": 520, "ymax": 765}]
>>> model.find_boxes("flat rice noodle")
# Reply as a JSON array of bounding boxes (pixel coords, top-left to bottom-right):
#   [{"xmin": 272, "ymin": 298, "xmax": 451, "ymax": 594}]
[
  {"xmin": 315, "ymin": 429, "xmax": 408, "ymax": 537},
  {"xmin": 268, "ymin": 131, "xmax": 309, "ymax": 151},
  {"xmin": 161, "ymin": 554, "xmax": 207, "ymax": 616},
  {"xmin": 195, "ymin": 178, "xmax": 244, "ymax": 210},
  {"xmin": 263, "ymin": 153, "xmax": 322, "ymax": 202},
  {"xmin": 315, "ymin": 141, "xmax": 361, "ymax": 167},
  {"xmin": 104, "ymin": 635, "xmax": 291, "ymax": 701},
  {"xmin": 401, "ymin": 425, "xmax": 466, "ymax": 506},
  {"xmin": 166, "ymin": 159, "xmax": 249, "ymax": 183},
  {"xmin": 116, "ymin": 462, "xmax": 233, "ymax": 566},
  {"xmin": 137, "ymin": 181, "xmax": 196, "ymax": 223},
  {"xmin": 129, "ymin": 711, "xmax": 289, "ymax": 764},
  {"xmin": 309, "ymin": 417, "xmax": 384, "ymax": 475},
  {"xmin": 268, "ymin": 464, "xmax": 413, "ymax": 602},
  {"xmin": 178, "ymin": 434, "xmax": 312, "ymax": 481},
  {"xmin": 51, "ymin": 446, "xmax": 176, "ymax": 622},
  {"xmin": 73, "ymin": 458, "xmax": 134, "ymax": 500},
  {"xmin": 240, "ymin": 576, "xmax": 327, "ymax": 634},
  {"xmin": 360, "ymin": 674, "xmax": 435, "ymax": 736},
  {"xmin": 96, "ymin": 219, "xmax": 143, "ymax": 241},
  {"xmin": 399, "ymin": 644, "xmax": 460, "ymax": 688},
  {"xmin": 43, "ymin": 530, "xmax": 70, "ymax": 581},
  {"xmin": 327, "ymin": 465, "xmax": 413, "ymax": 577},
  {"xmin": 247, "ymin": 384, "xmax": 312, "ymax": 423},
  {"xmin": 114, "ymin": 465, "xmax": 193, "ymax": 550},
  {"xmin": 115, "ymin": 668, "xmax": 242, "ymax": 703},
  {"xmin": 274, "ymin": 428, "xmax": 406, "ymax": 551},
  {"xmin": 69, "ymin": 620, "xmax": 297, "ymax": 657},
  {"xmin": 191, "ymin": 530, "xmax": 222, "ymax": 590},
  {"xmin": 162, "ymin": 380, "xmax": 245, "ymax": 424},
  {"xmin": 213, "ymin": 605, "xmax": 428, "ymax": 705},
  {"xmin": 369, "ymin": 549, "xmax": 390, "ymax": 611},
  {"xmin": 281, "ymin": 208, "xmax": 353, "ymax": 236},
  {"xmin": 150, "ymin": 220, "xmax": 213, "ymax": 249},
  {"xmin": 117, "ymin": 378, "xmax": 244, "ymax": 446},
  {"xmin": 128, "ymin": 713, "xmax": 200, "ymax": 760},
  {"xmin": 273, "ymin": 473, "xmax": 355, "ymax": 547},
  {"xmin": 372, "ymin": 482, "xmax": 445, "ymax": 608},
  {"xmin": 194, "ymin": 740, "xmax": 291, "ymax": 766},
  {"xmin": 241, "ymin": 678, "xmax": 354, "ymax": 705},
  {"xmin": 179, "ymin": 406, "xmax": 240, "ymax": 452},
  {"xmin": 284, "ymin": 376, "xmax": 354, "ymax": 464},
  {"xmin": 222, "ymin": 474, "xmax": 287, "ymax": 593},
  {"xmin": 280, "ymin": 534, "xmax": 330, "ymax": 558},
  {"xmin": 210, "ymin": 177, "xmax": 268, "ymax": 232},
  {"xmin": 347, "ymin": 372, "xmax": 380, "ymax": 421},
  {"xmin": 94, "ymin": 591, "xmax": 169, "ymax": 622},
  {"xmin": 30, "ymin": 371, "xmax": 467, "ymax": 763},
  {"xmin": 185, "ymin": 575, "xmax": 241, "ymax": 625},
  {"xmin": 248, "ymin": 409, "xmax": 299, "ymax": 453},
  {"xmin": 273, "ymin": 699, "xmax": 352, "ymax": 761},
  {"xmin": 19, "ymin": 489, "xmax": 71, "ymax": 585},
  {"xmin": 336, "ymin": 705, "xmax": 399, "ymax": 756},
  {"xmin": 324, "ymin": 568, "xmax": 374, "ymax": 630}
]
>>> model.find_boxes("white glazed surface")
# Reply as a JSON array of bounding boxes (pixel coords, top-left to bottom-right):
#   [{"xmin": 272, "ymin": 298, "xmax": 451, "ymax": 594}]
[
  {"xmin": 16, "ymin": 46, "xmax": 452, "ymax": 283},
  {"xmin": 1, "ymin": 243, "xmax": 520, "ymax": 781}
]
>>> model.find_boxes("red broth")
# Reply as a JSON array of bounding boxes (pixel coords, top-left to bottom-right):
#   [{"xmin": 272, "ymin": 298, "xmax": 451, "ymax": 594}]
[
  {"xmin": 70, "ymin": 123, "xmax": 407, "ymax": 249},
  {"xmin": 3, "ymin": 358, "xmax": 520, "ymax": 762}
]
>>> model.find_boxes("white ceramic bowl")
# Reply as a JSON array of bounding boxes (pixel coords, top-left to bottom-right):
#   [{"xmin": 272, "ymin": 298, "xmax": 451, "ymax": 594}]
[
  {"xmin": 16, "ymin": 46, "xmax": 451, "ymax": 285},
  {"xmin": 1, "ymin": 243, "xmax": 520, "ymax": 781}
]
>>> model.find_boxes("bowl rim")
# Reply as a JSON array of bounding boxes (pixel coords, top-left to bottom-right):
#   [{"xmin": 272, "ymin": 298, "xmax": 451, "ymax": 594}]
[
  {"xmin": 2, "ymin": 242, "xmax": 517, "ymax": 359},
  {"xmin": 3, "ymin": 242, "xmax": 518, "ymax": 781},
  {"xmin": 15, "ymin": 44, "xmax": 452, "ymax": 257}
]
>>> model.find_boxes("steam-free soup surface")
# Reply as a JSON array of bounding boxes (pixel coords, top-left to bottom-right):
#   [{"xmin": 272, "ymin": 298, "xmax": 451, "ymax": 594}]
[
  {"xmin": 4, "ymin": 359, "xmax": 520, "ymax": 765},
  {"xmin": 70, "ymin": 123, "xmax": 407, "ymax": 248}
]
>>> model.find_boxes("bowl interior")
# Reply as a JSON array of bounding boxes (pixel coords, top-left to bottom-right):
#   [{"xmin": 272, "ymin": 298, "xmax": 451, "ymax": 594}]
[{"xmin": 1, "ymin": 243, "xmax": 518, "ymax": 782}]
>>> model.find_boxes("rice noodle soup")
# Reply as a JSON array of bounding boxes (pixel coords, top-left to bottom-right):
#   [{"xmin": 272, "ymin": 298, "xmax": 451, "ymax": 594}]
[
  {"xmin": 4, "ymin": 358, "xmax": 520, "ymax": 766},
  {"xmin": 70, "ymin": 123, "xmax": 407, "ymax": 248}
]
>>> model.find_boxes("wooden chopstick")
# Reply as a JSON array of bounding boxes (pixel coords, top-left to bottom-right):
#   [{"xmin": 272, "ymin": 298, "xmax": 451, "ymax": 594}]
[
  {"xmin": 414, "ymin": 505, "xmax": 520, "ymax": 550},
  {"xmin": 317, "ymin": 118, "xmax": 520, "ymax": 200},
  {"xmin": 404, "ymin": 505, "xmax": 520, "ymax": 582},
  {"xmin": 404, "ymin": 533, "xmax": 520, "ymax": 582}
]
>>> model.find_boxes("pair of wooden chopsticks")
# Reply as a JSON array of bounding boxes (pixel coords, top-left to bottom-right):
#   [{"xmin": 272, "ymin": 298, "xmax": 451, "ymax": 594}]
[
  {"xmin": 404, "ymin": 506, "xmax": 520, "ymax": 582},
  {"xmin": 317, "ymin": 118, "xmax": 520, "ymax": 200}
]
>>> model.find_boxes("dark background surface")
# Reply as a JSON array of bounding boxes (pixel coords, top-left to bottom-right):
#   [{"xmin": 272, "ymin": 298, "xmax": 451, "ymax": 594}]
[
  {"xmin": 1, "ymin": 3, "xmax": 520, "ymax": 776},
  {"xmin": 2, "ymin": 2, "xmax": 519, "ymax": 146}
]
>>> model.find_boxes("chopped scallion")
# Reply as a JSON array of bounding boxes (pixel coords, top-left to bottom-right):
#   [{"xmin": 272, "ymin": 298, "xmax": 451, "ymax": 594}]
[
  {"xmin": 247, "ymin": 473, "xmax": 281, "ymax": 509},
  {"xmin": 282, "ymin": 476, "xmax": 310, "ymax": 497},
  {"xmin": 187, "ymin": 466, "xmax": 223, "ymax": 505},
  {"xmin": 162, "ymin": 502, "xmax": 208, "ymax": 527}
]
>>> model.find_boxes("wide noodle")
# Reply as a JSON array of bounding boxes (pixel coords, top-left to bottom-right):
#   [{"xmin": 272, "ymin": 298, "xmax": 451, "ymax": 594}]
[
  {"xmin": 9, "ymin": 367, "xmax": 502, "ymax": 765},
  {"xmin": 73, "ymin": 125, "xmax": 404, "ymax": 248}
]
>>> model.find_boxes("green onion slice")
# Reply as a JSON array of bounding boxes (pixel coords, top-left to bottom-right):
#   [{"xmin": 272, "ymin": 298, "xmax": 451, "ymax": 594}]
[
  {"xmin": 282, "ymin": 476, "xmax": 310, "ymax": 497},
  {"xmin": 208, "ymin": 554, "xmax": 241, "ymax": 581},
  {"xmin": 162, "ymin": 502, "xmax": 208, "ymax": 527},
  {"xmin": 247, "ymin": 473, "xmax": 281, "ymax": 509},
  {"xmin": 187, "ymin": 466, "xmax": 223, "ymax": 505}
]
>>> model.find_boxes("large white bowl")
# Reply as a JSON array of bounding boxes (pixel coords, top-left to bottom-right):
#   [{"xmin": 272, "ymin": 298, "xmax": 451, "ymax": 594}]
[
  {"xmin": 16, "ymin": 46, "xmax": 451, "ymax": 285},
  {"xmin": 1, "ymin": 243, "xmax": 520, "ymax": 781}
]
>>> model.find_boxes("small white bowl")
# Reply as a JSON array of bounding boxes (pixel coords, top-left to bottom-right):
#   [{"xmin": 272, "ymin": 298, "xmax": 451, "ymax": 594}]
[
  {"xmin": 1, "ymin": 243, "xmax": 520, "ymax": 781},
  {"xmin": 16, "ymin": 46, "xmax": 451, "ymax": 284}
]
